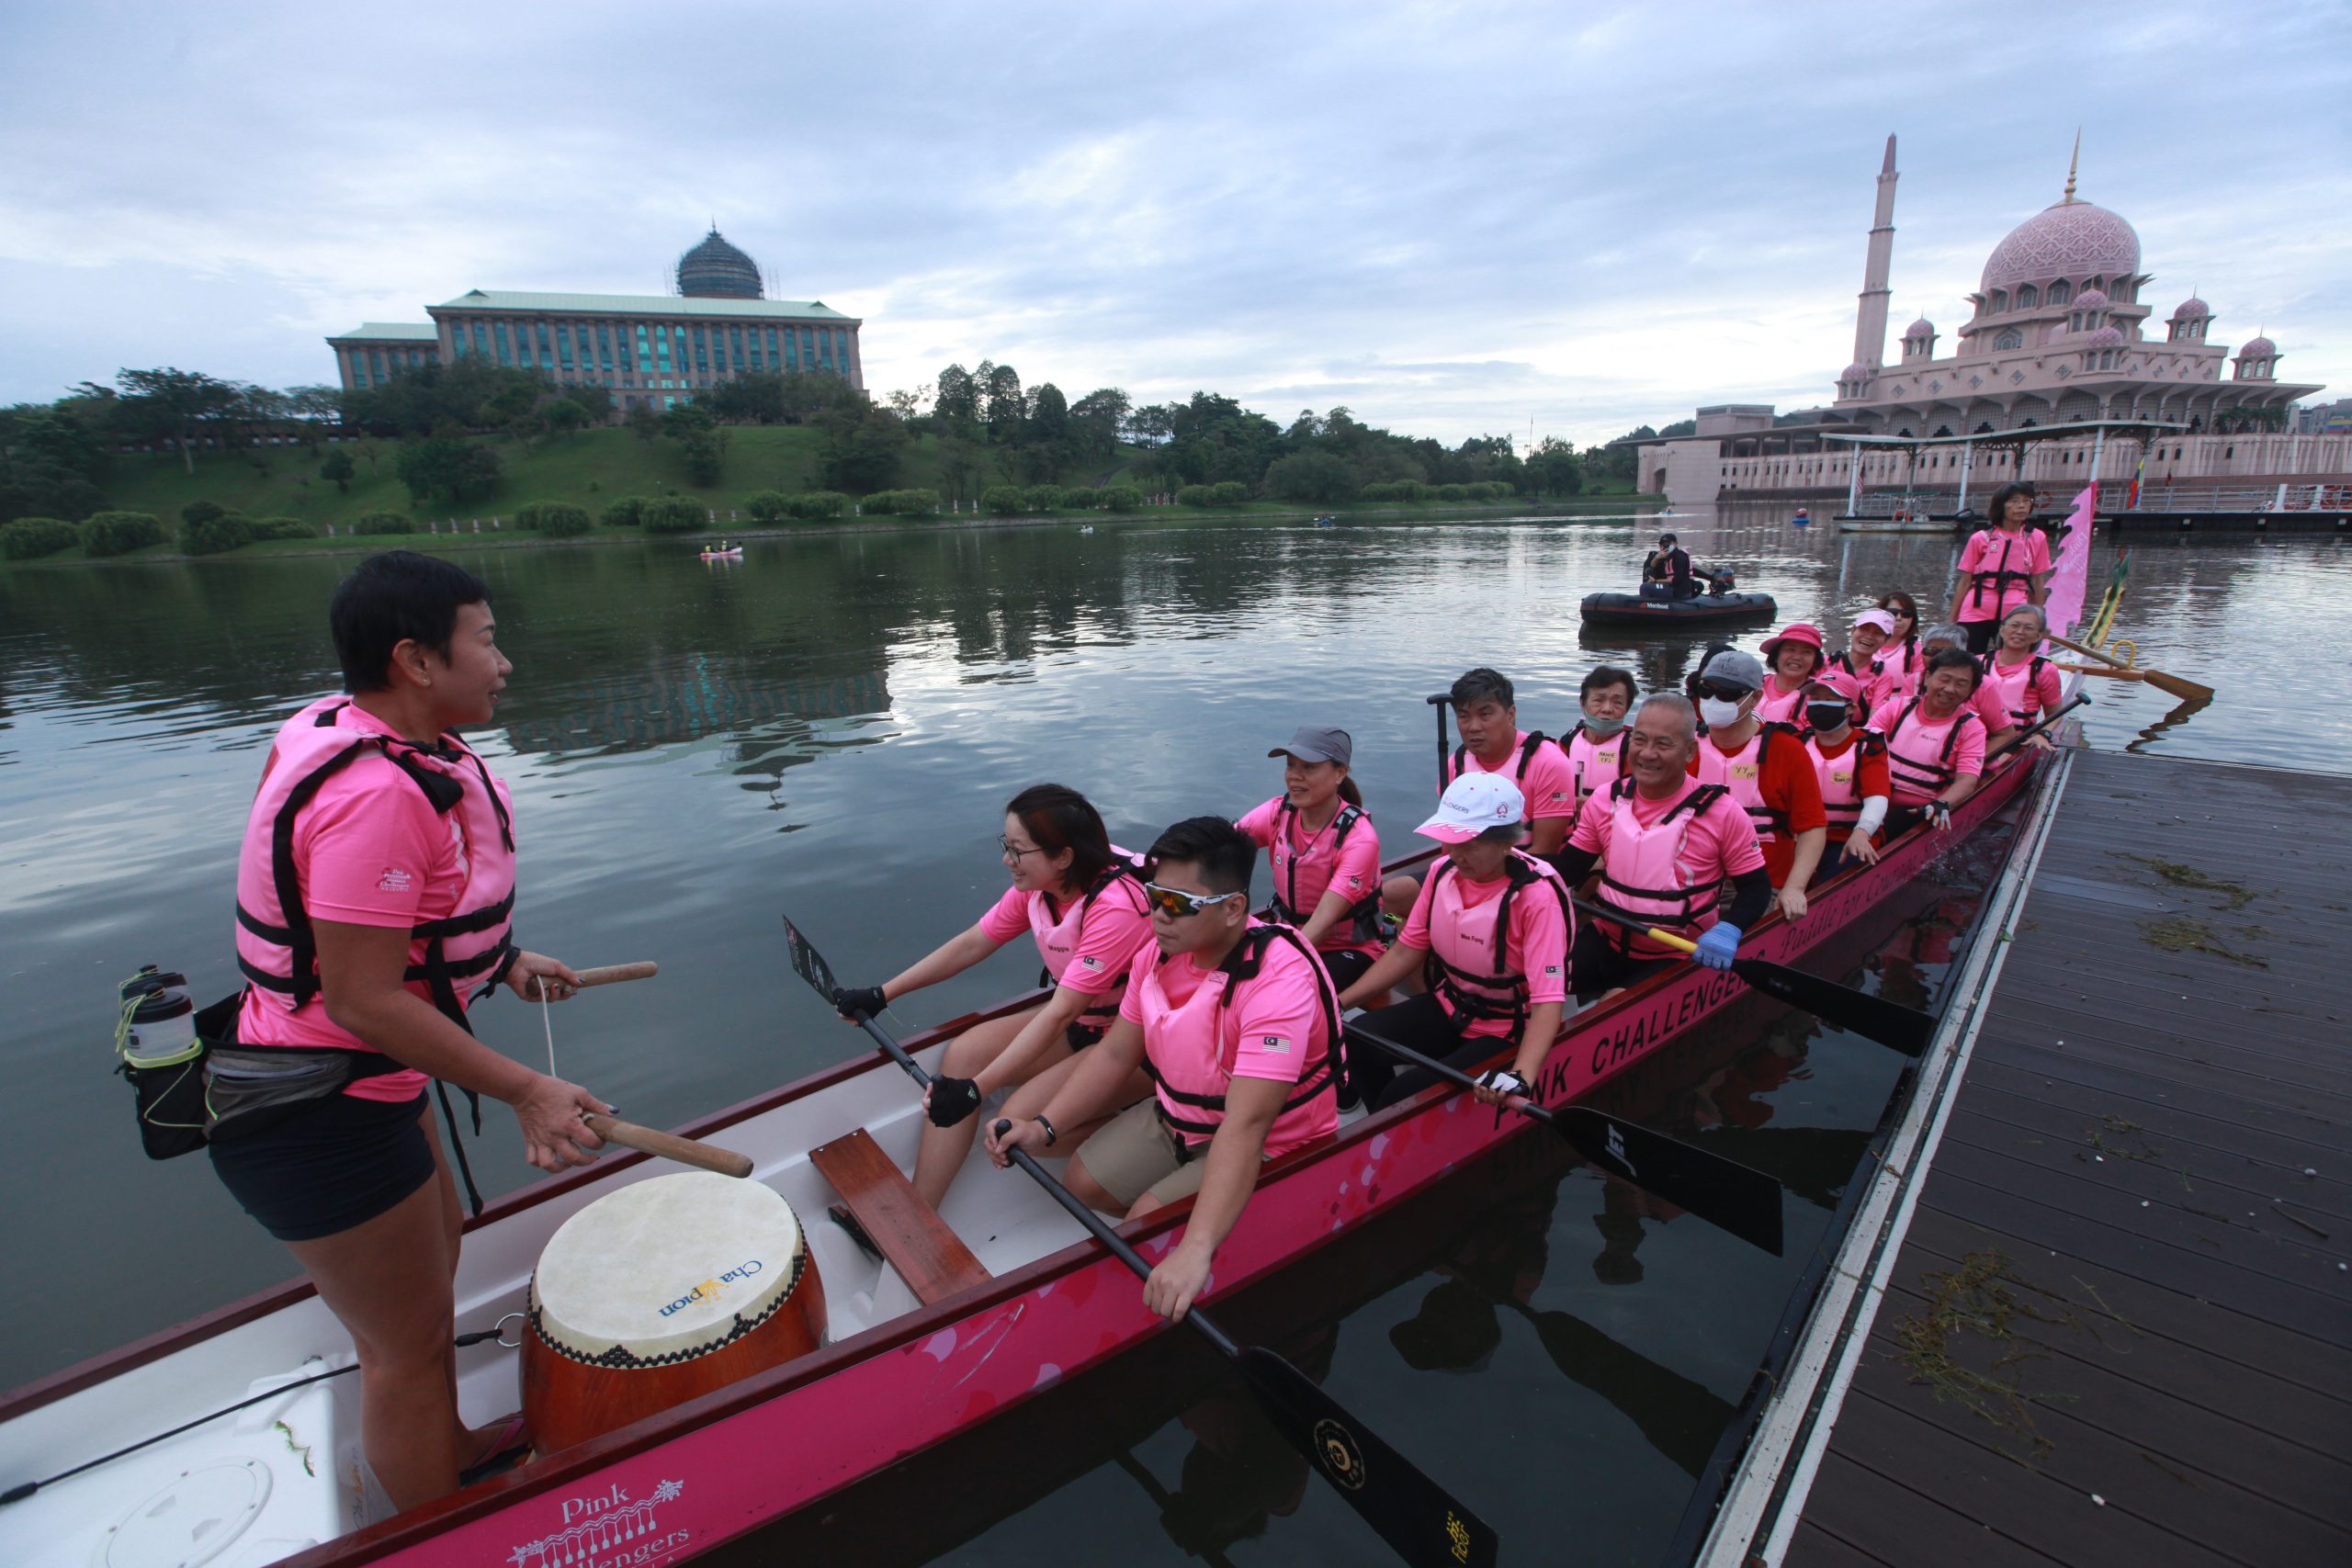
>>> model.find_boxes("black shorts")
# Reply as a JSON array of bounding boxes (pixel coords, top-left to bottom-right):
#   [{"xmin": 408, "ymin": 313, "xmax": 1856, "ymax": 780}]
[
  {"xmin": 1318, "ymin": 947, "xmax": 1377, "ymax": 993},
  {"xmin": 1066, "ymin": 1014, "xmax": 1114, "ymax": 1050},
  {"xmin": 1570, "ymin": 920, "xmax": 1674, "ymax": 1000},
  {"xmin": 209, "ymin": 1090, "xmax": 436, "ymax": 1242},
  {"xmin": 1960, "ymin": 619, "xmax": 2000, "ymax": 655},
  {"xmin": 1348, "ymin": 993, "xmax": 1510, "ymax": 1111}
]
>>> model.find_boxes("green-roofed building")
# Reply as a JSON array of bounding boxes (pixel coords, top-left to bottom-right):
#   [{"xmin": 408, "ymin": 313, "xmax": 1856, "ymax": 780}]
[{"xmin": 325, "ymin": 228, "xmax": 865, "ymax": 412}]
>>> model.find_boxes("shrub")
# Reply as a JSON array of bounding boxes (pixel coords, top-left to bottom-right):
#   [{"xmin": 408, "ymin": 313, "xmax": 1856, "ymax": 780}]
[
  {"xmin": 745, "ymin": 490, "xmax": 792, "ymax": 523},
  {"xmin": 786, "ymin": 491, "xmax": 847, "ymax": 519},
  {"xmin": 1023, "ymin": 484, "xmax": 1065, "ymax": 513},
  {"xmin": 1100, "ymin": 486, "xmax": 1142, "ymax": 513},
  {"xmin": 1174, "ymin": 484, "xmax": 1216, "ymax": 508},
  {"xmin": 537, "ymin": 503, "xmax": 593, "ymax": 537},
  {"xmin": 512, "ymin": 502, "xmax": 546, "ymax": 530},
  {"xmin": 181, "ymin": 500, "xmax": 230, "ymax": 527},
  {"xmin": 601, "ymin": 495, "xmax": 649, "ymax": 527},
  {"xmin": 352, "ymin": 511, "xmax": 415, "ymax": 536},
  {"xmin": 979, "ymin": 485, "xmax": 1026, "ymax": 515},
  {"xmin": 641, "ymin": 498, "xmax": 707, "ymax": 534},
  {"xmin": 179, "ymin": 510, "xmax": 254, "ymax": 555},
  {"xmin": 79, "ymin": 512, "xmax": 165, "ymax": 557},
  {"xmin": 1435, "ymin": 483, "xmax": 1470, "ymax": 502},
  {"xmin": 859, "ymin": 489, "xmax": 940, "ymax": 516},
  {"xmin": 1210, "ymin": 481, "xmax": 1250, "ymax": 507},
  {"xmin": 2, "ymin": 516, "xmax": 78, "ymax": 559},
  {"xmin": 250, "ymin": 517, "xmax": 315, "ymax": 541}
]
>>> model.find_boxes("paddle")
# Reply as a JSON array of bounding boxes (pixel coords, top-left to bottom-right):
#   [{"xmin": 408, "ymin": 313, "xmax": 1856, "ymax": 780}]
[
  {"xmin": 781, "ymin": 916, "xmax": 1500, "ymax": 1568},
  {"xmin": 1985, "ymin": 693, "xmax": 2090, "ymax": 761},
  {"xmin": 1425, "ymin": 692, "xmax": 1451, "ymax": 794},
  {"xmin": 2048, "ymin": 631, "xmax": 2211, "ymax": 704},
  {"xmin": 1567, "ymin": 897, "xmax": 1936, "ymax": 1057},
  {"xmin": 1345, "ymin": 1023, "xmax": 1784, "ymax": 1256}
]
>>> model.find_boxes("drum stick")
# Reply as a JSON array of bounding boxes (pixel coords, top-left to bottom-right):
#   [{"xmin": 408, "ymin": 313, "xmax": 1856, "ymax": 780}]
[
  {"xmin": 582, "ymin": 1112, "xmax": 753, "ymax": 1179},
  {"xmin": 574, "ymin": 962, "xmax": 659, "ymax": 987}
]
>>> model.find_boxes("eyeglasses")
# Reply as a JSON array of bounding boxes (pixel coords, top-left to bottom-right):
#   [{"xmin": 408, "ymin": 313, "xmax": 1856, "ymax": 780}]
[
  {"xmin": 1142, "ymin": 883, "xmax": 1241, "ymax": 919},
  {"xmin": 999, "ymin": 836, "xmax": 1046, "ymax": 860}
]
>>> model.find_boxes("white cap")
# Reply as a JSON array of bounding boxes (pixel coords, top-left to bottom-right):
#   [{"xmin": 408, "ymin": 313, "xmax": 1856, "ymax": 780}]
[{"xmin": 1417, "ymin": 772, "xmax": 1525, "ymax": 844}]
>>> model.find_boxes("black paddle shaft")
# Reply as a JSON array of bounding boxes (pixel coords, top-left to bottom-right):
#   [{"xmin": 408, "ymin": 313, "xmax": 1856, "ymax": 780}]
[{"xmin": 1425, "ymin": 693, "xmax": 1451, "ymax": 795}]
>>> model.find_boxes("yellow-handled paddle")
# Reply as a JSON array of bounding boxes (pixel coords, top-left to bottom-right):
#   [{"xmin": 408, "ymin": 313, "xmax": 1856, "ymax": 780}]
[{"xmin": 2047, "ymin": 632, "xmax": 2212, "ymax": 704}]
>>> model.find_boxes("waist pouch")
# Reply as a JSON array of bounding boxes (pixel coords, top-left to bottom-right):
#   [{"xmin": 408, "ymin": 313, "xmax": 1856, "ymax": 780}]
[{"xmin": 203, "ymin": 1039, "xmax": 409, "ymax": 1145}]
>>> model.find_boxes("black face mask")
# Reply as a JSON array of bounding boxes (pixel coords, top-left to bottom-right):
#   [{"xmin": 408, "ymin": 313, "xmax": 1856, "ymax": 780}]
[{"xmin": 1806, "ymin": 702, "xmax": 1850, "ymax": 732}]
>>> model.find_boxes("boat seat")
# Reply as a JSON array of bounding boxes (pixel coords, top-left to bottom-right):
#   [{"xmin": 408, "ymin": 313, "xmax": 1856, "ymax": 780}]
[{"xmin": 809, "ymin": 1128, "xmax": 992, "ymax": 1305}]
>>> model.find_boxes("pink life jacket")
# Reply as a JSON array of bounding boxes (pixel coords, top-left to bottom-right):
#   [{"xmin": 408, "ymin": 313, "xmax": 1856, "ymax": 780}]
[
  {"xmin": 1590, "ymin": 775, "xmax": 1736, "ymax": 959},
  {"xmin": 1026, "ymin": 861, "xmax": 1149, "ymax": 1021},
  {"xmin": 1694, "ymin": 722, "xmax": 1802, "ymax": 845},
  {"xmin": 1420, "ymin": 851, "xmax": 1574, "ymax": 1040},
  {"xmin": 1134, "ymin": 922, "xmax": 1340, "ymax": 1147},
  {"xmin": 1261, "ymin": 798, "xmax": 1385, "ymax": 951},
  {"xmin": 234, "ymin": 697, "xmax": 517, "ymax": 1030},
  {"xmin": 1882, "ymin": 698, "xmax": 1983, "ymax": 806},
  {"xmin": 1753, "ymin": 681, "xmax": 1809, "ymax": 728},
  {"xmin": 1868, "ymin": 640, "xmax": 1922, "ymax": 713},
  {"xmin": 1978, "ymin": 649, "xmax": 2052, "ymax": 728},
  {"xmin": 1561, "ymin": 721, "xmax": 1629, "ymax": 807},
  {"xmin": 1962, "ymin": 528, "xmax": 2039, "ymax": 620},
  {"xmin": 1806, "ymin": 728, "xmax": 1886, "ymax": 837}
]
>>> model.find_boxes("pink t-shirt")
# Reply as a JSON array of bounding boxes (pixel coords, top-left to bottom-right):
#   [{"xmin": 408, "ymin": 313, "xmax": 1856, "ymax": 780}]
[
  {"xmin": 233, "ymin": 719, "xmax": 489, "ymax": 1102},
  {"xmin": 1400, "ymin": 855, "xmax": 1570, "ymax": 1039},
  {"xmin": 1955, "ymin": 528, "xmax": 2052, "ymax": 623},
  {"xmin": 1567, "ymin": 777, "xmax": 1768, "ymax": 876},
  {"xmin": 978, "ymin": 874, "xmax": 1153, "ymax": 1010},
  {"xmin": 1117, "ymin": 928, "xmax": 1338, "ymax": 1157},
  {"xmin": 1445, "ymin": 730, "xmax": 1577, "ymax": 821},
  {"xmin": 1981, "ymin": 652, "xmax": 2064, "ymax": 725},
  {"xmin": 1235, "ymin": 796, "xmax": 1384, "ymax": 956}
]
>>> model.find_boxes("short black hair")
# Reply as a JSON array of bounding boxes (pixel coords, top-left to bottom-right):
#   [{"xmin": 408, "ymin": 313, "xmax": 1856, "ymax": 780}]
[
  {"xmin": 331, "ymin": 550, "xmax": 492, "ymax": 694},
  {"xmin": 1923, "ymin": 645, "xmax": 1984, "ymax": 693},
  {"xmin": 1148, "ymin": 816, "xmax": 1257, "ymax": 897},
  {"xmin": 1451, "ymin": 667, "xmax": 1515, "ymax": 710},
  {"xmin": 1006, "ymin": 784, "xmax": 1119, "ymax": 890},
  {"xmin": 1580, "ymin": 665, "xmax": 1637, "ymax": 705}
]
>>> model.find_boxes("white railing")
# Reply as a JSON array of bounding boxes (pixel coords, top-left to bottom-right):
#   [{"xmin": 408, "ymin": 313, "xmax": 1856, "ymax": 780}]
[{"xmin": 2122, "ymin": 480, "xmax": 2352, "ymax": 512}]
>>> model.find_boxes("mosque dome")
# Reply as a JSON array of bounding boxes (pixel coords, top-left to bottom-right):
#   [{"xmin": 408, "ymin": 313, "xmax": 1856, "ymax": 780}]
[
  {"xmin": 2085, "ymin": 326, "xmax": 2125, "ymax": 349},
  {"xmin": 2074, "ymin": 288, "xmax": 2110, "ymax": 310},
  {"xmin": 1841, "ymin": 361, "xmax": 1871, "ymax": 381},
  {"xmin": 2239, "ymin": 335, "xmax": 2277, "ymax": 357},
  {"xmin": 1904, "ymin": 316, "xmax": 1935, "ymax": 339},
  {"xmin": 676, "ymin": 228, "xmax": 763, "ymax": 299},
  {"xmin": 2170, "ymin": 296, "xmax": 2211, "ymax": 321},
  {"xmin": 1980, "ymin": 198, "xmax": 2141, "ymax": 293}
]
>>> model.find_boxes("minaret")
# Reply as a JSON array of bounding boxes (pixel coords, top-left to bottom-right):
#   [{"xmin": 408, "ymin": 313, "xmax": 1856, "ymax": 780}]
[{"xmin": 1852, "ymin": 134, "xmax": 1898, "ymax": 372}]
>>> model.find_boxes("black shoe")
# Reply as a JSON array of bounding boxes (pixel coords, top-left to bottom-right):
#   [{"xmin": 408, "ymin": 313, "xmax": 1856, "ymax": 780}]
[{"xmin": 828, "ymin": 1203, "xmax": 883, "ymax": 1262}]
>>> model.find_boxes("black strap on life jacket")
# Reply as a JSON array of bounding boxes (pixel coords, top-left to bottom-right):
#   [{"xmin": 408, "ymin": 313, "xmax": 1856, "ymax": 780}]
[
  {"xmin": 1978, "ymin": 650, "xmax": 2050, "ymax": 723},
  {"xmin": 1967, "ymin": 531, "xmax": 2040, "ymax": 610},
  {"xmin": 1262, "ymin": 801, "xmax": 1385, "ymax": 946},
  {"xmin": 1143, "ymin": 924, "xmax": 1343, "ymax": 1138},
  {"xmin": 1591, "ymin": 778, "xmax": 1731, "ymax": 955},
  {"xmin": 1418, "ymin": 852, "xmax": 1572, "ymax": 1040},
  {"xmin": 1035, "ymin": 861, "xmax": 1145, "ymax": 1007},
  {"xmin": 1450, "ymin": 730, "xmax": 1549, "ymax": 790},
  {"xmin": 1885, "ymin": 698, "xmax": 1983, "ymax": 795}
]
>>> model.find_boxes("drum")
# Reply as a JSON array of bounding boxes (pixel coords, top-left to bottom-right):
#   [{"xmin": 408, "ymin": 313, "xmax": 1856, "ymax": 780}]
[{"xmin": 522, "ymin": 1171, "xmax": 826, "ymax": 1454}]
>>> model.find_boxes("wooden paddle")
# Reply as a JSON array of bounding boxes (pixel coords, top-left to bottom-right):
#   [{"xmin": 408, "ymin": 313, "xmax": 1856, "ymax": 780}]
[
  {"xmin": 1346, "ymin": 1023, "xmax": 1785, "ymax": 1255},
  {"xmin": 781, "ymin": 915, "xmax": 1499, "ymax": 1568},
  {"xmin": 2047, "ymin": 632, "xmax": 2211, "ymax": 703},
  {"xmin": 582, "ymin": 1112, "xmax": 752, "ymax": 1179},
  {"xmin": 574, "ymin": 961, "xmax": 659, "ymax": 987},
  {"xmin": 1568, "ymin": 897, "xmax": 1936, "ymax": 1057}
]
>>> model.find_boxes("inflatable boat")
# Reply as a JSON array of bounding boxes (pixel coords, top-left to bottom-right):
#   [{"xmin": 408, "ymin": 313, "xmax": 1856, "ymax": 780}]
[{"xmin": 1578, "ymin": 589, "xmax": 1777, "ymax": 628}]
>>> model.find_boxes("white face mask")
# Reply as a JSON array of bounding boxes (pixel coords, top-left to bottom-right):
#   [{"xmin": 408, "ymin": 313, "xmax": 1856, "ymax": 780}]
[{"xmin": 1698, "ymin": 696, "xmax": 1747, "ymax": 729}]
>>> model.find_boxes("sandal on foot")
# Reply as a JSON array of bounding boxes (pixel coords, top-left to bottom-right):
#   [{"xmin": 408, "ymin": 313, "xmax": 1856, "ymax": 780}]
[{"xmin": 458, "ymin": 1412, "xmax": 531, "ymax": 1485}]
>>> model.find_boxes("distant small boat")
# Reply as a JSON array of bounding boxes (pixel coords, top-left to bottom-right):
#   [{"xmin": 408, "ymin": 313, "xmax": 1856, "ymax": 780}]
[
  {"xmin": 1313, "ymin": 514, "xmax": 1338, "ymax": 527},
  {"xmin": 1579, "ymin": 589, "xmax": 1778, "ymax": 628},
  {"xmin": 699, "ymin": 545, "xmax": 743, "ymax": 559},
  {"xmin": 1078, "ymin": 525, "xmax": 1096, "ymax": 535}
]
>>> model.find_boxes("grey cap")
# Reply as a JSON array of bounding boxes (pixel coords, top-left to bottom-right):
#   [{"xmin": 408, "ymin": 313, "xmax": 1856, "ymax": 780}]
[
  {"xmin": 1269, "ymin": 725, "xmax": 1352, "ymax": 766},
  {"xmin": 1699, "ymin": 648, "xmax": 1766, "ymax": 693}
]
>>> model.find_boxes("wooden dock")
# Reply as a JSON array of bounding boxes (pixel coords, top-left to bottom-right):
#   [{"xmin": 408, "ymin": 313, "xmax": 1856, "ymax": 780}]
[{"xmin": 1698, "ymin": 748, "xmax": 2352, "ymax": 1567}]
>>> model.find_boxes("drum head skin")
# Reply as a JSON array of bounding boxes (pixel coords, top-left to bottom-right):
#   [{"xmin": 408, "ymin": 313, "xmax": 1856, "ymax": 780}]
[{"xmin": 531, "ymin": 1173, "xmax": 807, "ymax": 1366}]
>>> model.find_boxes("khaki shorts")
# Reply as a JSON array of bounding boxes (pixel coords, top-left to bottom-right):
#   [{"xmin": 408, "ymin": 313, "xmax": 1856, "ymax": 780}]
[{"xmin": 1078, "ymin": 1097, "xmax": 1211, "ymax": 1210}]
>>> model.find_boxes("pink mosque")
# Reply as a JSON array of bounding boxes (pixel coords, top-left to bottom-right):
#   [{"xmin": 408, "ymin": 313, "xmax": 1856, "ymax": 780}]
[{"xmin": 1637, "ymin": 136, "xmax": 2346, "ymax": 509}]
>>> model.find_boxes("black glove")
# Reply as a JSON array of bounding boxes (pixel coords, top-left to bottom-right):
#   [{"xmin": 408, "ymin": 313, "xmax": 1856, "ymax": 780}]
[
  {"xmin": 926, "ymin": 1075, "xmax": 983, "ymax": 1128},
  {"xmin": 1476, "ymin": 1068, "xmax": 1530, "ymax": 1099},
  {"xmin": 832, "ymin": 985, "xmax": 888, "ymax": 1021}
]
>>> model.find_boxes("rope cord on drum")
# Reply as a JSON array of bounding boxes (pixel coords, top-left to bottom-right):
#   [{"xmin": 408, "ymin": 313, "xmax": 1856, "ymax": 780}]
[{"xmin": 0, "ymin": 1326, "xmax": 508, "ymax": 1506}]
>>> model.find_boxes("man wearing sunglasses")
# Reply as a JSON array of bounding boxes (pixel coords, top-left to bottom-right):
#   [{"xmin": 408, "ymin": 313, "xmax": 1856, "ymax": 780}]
[
  {"xmin": 988, "ymin": 818, "xmax": 1341, "ymax": 1324},
  {"xmin": 1686, "ymin": 648, "xmax": 1826, "ymax": 920}
]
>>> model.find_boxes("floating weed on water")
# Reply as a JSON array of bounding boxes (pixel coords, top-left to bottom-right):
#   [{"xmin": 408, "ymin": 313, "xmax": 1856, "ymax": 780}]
[
  {"xmin": 2137, "ymin": 917, "xmax": 2268, "ymax": 967},
  {"xmin": 2111, "ymin": 853, "xmax": 2257, "ymax": 910},
  {"xmin": 1888, "ymin": 1248, "xmax": 2091, "ymax": 1463}
]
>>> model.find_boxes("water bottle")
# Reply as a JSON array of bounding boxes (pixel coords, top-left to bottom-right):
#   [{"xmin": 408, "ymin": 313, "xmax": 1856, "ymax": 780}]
[{"xmin": 119, "ymin": 965, "xmax": 198, "ymax": 1066}]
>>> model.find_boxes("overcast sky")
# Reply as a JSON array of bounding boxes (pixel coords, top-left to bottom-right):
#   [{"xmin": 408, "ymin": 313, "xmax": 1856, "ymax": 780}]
[{"xmin": 3, "ymin": 2, "xmax": 2345, "ymax": 444}]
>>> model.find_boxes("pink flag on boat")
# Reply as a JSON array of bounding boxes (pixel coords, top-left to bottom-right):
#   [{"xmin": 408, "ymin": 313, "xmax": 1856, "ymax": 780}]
[{"xmin": 2043, "ymin": 481, "xmax": 2097, "ymax": 643}]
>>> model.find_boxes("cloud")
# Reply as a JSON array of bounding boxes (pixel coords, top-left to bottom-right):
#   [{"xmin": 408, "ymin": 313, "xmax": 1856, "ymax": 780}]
[{"xmin": 1, "ymin": 1, "xmax": 2344, "ymax": 442}]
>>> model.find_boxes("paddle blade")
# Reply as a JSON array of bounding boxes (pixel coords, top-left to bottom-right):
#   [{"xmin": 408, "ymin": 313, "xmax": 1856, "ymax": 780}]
[
  {"xmin": 1730, "ymin": 955, "xmax": 1935, "ymax": 1057},
  {"xmin": 781, "ymin": 915, "xmax": 838, "ymax": 1000},
  {"xmin": 1551, "ymin": 1110, "xmax": 1784, "ymax": 1256},
  {"xmin": 1234, "ymin": 1346, "xmax": 1499, "ymax": 1568}
]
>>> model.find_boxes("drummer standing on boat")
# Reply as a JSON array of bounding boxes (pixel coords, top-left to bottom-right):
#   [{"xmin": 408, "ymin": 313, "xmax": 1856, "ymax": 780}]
[
  {"xmin": 988, "ymin": 818, "xmax": 1341, "ymax": 1322},
  {"xmin": 1948, "ymin": 483, "xmax": 2052, "ymax": 655},
  {"xmin": 212, "ymin": 550, "xmax": 609, "ymax": 1509}
]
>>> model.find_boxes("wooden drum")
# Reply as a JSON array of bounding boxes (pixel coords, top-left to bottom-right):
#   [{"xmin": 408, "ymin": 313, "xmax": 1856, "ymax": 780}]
[{"xmin": 522, "ymin": 1171, "xmax": 826, "ymax": 1454}]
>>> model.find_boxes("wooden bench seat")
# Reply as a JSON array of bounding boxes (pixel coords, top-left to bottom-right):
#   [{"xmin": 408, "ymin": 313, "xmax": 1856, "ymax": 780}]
[{"xmin": 808, "ymin": 1128, "xmax": 991, "ymax": 1305}]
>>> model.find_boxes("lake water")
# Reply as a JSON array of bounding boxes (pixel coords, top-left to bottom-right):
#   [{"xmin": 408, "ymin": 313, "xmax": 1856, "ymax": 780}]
[{"xmin": 2, "ymin": 508, "xmax": 2343, "ymax": 1564}]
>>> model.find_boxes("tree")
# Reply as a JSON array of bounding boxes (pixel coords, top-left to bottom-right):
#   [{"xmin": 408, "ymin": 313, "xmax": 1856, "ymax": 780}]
[
  {"xmin": 626, "ymin": 403, "xmax": 662, "ymax": 444},
  {"xmin": 1526, "ymin": 436, "xmax": 1583, "ymax": 497},
  {"xmin": 933, "ymin": 364, "xmax": 980, "ymax": 432},
  {"xmin": 319, "ymin": 450, "xmax": 356, "ymax": 493},
  {"xmin": 662, "ymin": 403, "xmax": 728, "ymax": 485},
  {"xmin": 1069, "ymin": 388, "xmax": 1131, "ymax": 461},
  {"xmin": 543, "ymin": 399, "xmax": 591, "ymax": 437},
  {"xmin": 395, "ymin": 429, "xmax": 502, "ymax": 505},
  {"xmin": 1262, "ymin": 449, "xmax": 1358, "ymax": 505},
  {"xmin": 982, "ymin": 362, "xmax": 1023, "ymax": 442},
  {"xmin": 115, "ymin": 367, "xmax": 241, "ymax": 474},
  {"xmin": 818, "ymin": 405, "xmax": 909, "ymax": 492}
]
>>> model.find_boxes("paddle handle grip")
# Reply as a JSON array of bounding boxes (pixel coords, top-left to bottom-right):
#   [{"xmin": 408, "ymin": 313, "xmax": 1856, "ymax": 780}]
[
  {"xmin": 583, "ymin": 1113, "xmax": 752, "ymax": 1179},
  {"xmin": 575, "ymin": 961, "xmax": 658, "ymax": 987},
  {"xmin": 1568, "ymin": 897, "xmax": 1700, "ymax": 954}
]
